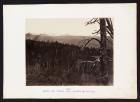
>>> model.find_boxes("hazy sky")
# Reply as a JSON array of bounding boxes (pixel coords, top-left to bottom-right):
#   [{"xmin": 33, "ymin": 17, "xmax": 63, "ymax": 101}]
[{"xmin": 26, "ymin": 18, "xmax": 99, "ymax": 36}]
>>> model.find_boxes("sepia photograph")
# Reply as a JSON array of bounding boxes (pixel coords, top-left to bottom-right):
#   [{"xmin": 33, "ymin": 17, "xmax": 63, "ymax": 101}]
[
  {"xmin": 26, "ymin": 18, "xmax": 113, "ymax": 86},
  {"xmin": 3, "ymin": 3, "xmax": 137, "ymax": 99}
]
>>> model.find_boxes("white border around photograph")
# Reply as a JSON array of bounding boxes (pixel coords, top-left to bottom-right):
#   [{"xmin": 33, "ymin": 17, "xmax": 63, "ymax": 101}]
[{"xmin": 3, "ymin": 4, "xmax": 137, "ymax": 99}]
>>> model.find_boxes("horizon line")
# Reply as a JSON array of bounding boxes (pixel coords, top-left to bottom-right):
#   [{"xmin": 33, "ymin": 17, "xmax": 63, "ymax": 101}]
[{"xmin": 25, "ymin": 32, "xmax": 99, "ymax": 36}]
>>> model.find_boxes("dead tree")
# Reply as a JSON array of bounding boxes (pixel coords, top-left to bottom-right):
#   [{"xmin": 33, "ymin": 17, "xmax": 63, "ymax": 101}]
[
  {"xmin": 85, "ymin": 18, "xmax": 113, "ymax": 84},
  {"xmin": 100, "ymin": 18, "xmax": 107, "ymax": 76}
]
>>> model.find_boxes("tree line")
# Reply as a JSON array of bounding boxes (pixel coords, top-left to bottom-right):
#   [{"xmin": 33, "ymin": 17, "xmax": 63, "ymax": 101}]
[{"xmin": 26, "ymin": 39, "xmax": 112, "ymax": 85}]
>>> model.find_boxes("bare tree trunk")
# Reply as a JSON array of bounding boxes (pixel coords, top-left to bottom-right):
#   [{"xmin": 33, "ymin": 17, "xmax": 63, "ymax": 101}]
[{"xmin": 100, "ymin": 18, "xmax": 107, "ymax": 76}]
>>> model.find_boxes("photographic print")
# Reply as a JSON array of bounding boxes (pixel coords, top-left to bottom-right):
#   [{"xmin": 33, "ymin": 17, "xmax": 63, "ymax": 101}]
[
  {"xmin": 26, "ymin": 18, "xmax": 113, "ymax": 86},
  {"xmin": 3, "ymin": 3, "xmax": 137, "ymax": 99}
]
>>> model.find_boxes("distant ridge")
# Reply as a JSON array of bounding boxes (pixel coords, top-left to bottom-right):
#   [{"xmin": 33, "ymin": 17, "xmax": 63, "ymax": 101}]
[{"xmin": 26, "ymin": 33, "xmax": 113, "ymax": 49}]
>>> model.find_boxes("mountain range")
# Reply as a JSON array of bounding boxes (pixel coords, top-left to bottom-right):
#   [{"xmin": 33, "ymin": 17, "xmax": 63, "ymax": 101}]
[{"xmin": 26, "ymin": 33, "xmax": 113, "ymax": 49}]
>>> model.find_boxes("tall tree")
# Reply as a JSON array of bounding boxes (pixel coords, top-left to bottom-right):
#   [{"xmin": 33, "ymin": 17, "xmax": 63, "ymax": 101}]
[
  {"xmin": 100, "ymin": 18, "xmax": 107, "ymax": 76},
  {"xmin": 85, "ymin": 18, "xmax": 113, "ymax": 83}
]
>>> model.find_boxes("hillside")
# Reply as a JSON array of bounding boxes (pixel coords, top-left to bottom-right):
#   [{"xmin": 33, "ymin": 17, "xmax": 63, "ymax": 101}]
[
  {"xmin": 26, "ymin": 33, "xmax": 113, "ymax": 49},
  {"xmin": 26, "ymin": 39, "xmax": 113, "ymax": 85}
]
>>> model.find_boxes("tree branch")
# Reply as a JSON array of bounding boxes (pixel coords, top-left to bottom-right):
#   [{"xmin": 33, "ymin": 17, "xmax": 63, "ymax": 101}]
[
  {"xmin": 82, "ymin": 37, "xmax": 101, "ymax": 48},
  {"xmin": 106, "ymin": 18, "xmax": 113, "ymax": 33},
  {"xmin": 86, "ymin": 18, "xmax": 99, "ymax": 26},
  {"xmin": 92, "ymin": 29, "xmax": 100, "ymax": 35},
  {"xmin": 106, "ymin": 27, "xmax": 113, "ymax": 39}
]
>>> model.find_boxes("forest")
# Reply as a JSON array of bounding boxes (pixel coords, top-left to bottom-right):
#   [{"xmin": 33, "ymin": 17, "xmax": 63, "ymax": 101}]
[{"xmin": 26, "ymin": 39, "xmax": 113, "ymax": 85}]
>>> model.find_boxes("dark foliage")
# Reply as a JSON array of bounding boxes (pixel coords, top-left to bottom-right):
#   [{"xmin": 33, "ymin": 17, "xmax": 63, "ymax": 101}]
[{"xmin": 26, "ymin": 39, "xmax": 113, "ymax": 85}]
